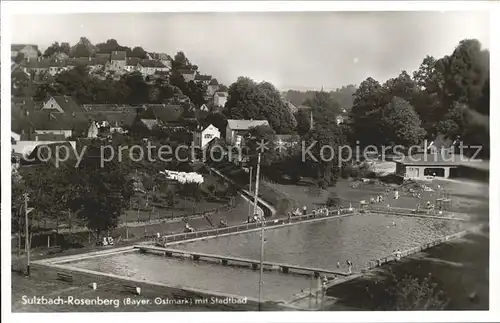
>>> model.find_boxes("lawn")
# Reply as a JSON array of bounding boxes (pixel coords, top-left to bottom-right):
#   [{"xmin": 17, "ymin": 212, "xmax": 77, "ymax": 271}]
[{"xmin": 261, "ymin": 177, "xmax": 489, "ymax": 218}]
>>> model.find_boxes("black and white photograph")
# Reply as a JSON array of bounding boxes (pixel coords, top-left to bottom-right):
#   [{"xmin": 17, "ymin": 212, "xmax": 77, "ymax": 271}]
[{"xmin": 1, "ymin": 1, "xmax": 498, "ymax": 322}]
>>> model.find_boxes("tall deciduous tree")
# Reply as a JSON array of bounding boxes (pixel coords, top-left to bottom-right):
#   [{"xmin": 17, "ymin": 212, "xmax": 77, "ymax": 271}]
[
  {"xmin": 380, "ymin": 97, "xmax": 426, "ymax": 147},
  {"xmin": 226, "ymin": 77, "xmax": 295, "ymax": 134},
  {"xmin": 71, "ymin": 142, "xmax": 134, "ymax": 238}
]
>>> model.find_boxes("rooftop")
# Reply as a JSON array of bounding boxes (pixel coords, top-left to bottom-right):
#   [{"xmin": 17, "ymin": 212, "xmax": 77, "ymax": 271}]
[
  {"xmin": 215, "ymin": 92, "xmax": 228, "ymax": 97},
  {"xmin": 227, "ymin": 119, "xmax": 270, "ymax": 130},
  {"xmin": 50, "ymin": 96, "xmax": 85, "ymax": 113},
  {"xmin": 195, "ymin": 74, "xmax": 212, "ymax": 81},
  {"xmin": 395, "ymin": 153, "xmax": 465, "ymax": 166},
  {"xmin": 12, "ymin": 44, "xmax": 39, "ymax": 51},
  {"xmin": 111, "ymin": 51, "xmax": 127, "ymax": 61},
  {"xmin": 140, "ymin": 59, "xmax": 167, "ymax": 68}
]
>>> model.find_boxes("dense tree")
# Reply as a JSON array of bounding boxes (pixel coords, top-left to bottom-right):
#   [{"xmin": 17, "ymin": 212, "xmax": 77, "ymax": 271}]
[
  {"xmin": 172, "ymin": 51, "xmax": 198, "ymax": 71},
  {"xmin": 95, "ymin": 38, "xmax": 131, "ymax": 54},
  {"xmin": 379, "ymin": 97, "xmax": 426, "ymax": 147},
  {"xmin": 72, "ymin": 43, "xmax": 92, "ymax": 58},
  {"xmin": 226, "ymin": 77, "xmax": 295, "ymax": 134},
  {"xmin": 349, "ymin": 77, "xmax": 384, "ymax": 146},
  {"xmin": 43, "ymin": 41, "xmax": 70, "ymax": 57},
  {"xmin": 130, "ymin": 46, "xmax": 148, "ymax": 58},
  {"xmin": 301, "ymin": 92, "xmax": 346, "ymax": 186},
  {"xmin": 294, "ymin": 108, "xmax": 311, "ymax": 136},
  {"xmin": 71, "ymin": 142, "xmax": 134, "ymax": 238}
]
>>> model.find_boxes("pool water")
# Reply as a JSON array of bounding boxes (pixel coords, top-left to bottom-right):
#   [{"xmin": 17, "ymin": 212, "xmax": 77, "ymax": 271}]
[
  {"xmin": 172, "ymin": 214, "xmax": 466, "ymax": 270},
  {"xmin": 67, "ymin": 214, "xmax": 465, "ymax": 302}
]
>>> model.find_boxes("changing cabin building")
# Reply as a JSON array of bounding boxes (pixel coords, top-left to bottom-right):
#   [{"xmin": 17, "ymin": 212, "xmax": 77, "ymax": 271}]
[{"xmin": 395, "ymin": 152, "xmax": 461, "ymax": 180}]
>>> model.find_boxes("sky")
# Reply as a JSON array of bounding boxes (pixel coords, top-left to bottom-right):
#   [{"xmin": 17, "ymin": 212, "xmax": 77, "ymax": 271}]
[{"xmin": 11, "ymin": 11, "xmax": 490, "ymax": 90}]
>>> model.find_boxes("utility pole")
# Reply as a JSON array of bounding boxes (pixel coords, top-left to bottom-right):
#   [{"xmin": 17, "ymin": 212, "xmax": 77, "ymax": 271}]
[
  {"xmin": 247, "ymin": 166, "xmax": 253, "ymax": 223},
  {"xmin": 254, "ymin": 153, "xmax": 265, "ymax": 310},
  {"xmin": 24, "ymin": 193, "xmax": 31, "ymax": 277}
]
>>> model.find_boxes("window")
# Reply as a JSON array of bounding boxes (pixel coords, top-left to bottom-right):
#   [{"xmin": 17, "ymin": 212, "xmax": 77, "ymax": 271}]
[{"xmin": 204, "ymin": 134, "xmax": 213, "ymax": 139}]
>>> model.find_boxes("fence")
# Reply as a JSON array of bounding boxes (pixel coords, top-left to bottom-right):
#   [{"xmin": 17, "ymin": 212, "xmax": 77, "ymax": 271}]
[
  {"xmin": 363, "ymin": 226, "xmax": 483, "ymax": 270},
  {"xmin": 366, "ymin": 204, "xmax": 461, "ymax": 219},
  {"xmin": 158, "ymin": 207, "xmax": 356, "ymax": 245}
]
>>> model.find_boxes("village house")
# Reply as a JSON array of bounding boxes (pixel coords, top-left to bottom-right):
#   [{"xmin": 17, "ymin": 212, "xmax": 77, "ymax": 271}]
[
  {"xmin": 207, "ymin": 78, "xmax": 220, "ymax": 96},
  {"xmin": 94, "ymin": 53, "xmax": 110, "ymax": 70},
  {"xmin": 109, "ymin": 51, "xmax": 127, "ymax": 71},
  {"xmin": 138, "ymin": 59, "xmax": 169, "ymax": 76},
  {"xmin": 395, "ymin": 152, "xmax": 462, "ymax": 180},
  {"xmin": 178, "ymin": 69, "xmax": 197, "ymax": 82},
  {"xmin": 22, "ymin": 141, "xmax": 78, "ymax": 167},
  {"xmin": 22, "ymin": 58, "xmax": 50, "ymax": 76},
  {"xmin": 194, "ymin": 73, "xmax": 212, "ymax": 85},
  {"xmin": 199, "ymin": 104, "xmax": 210, "ymax": 112},
  {"xmin": 193, "ymin": 124, "xmax": 221, "ymax": 149},
  {"xmin": 29, "ymin": 110, "xmax": 89, "ymax": 139},
  {"xmin": 11, "ymin": 44, "xmax": 39, "ymax": 60},
  {"xmin": 225, "ymin": 119, "xmax": 270, "ymax": 147},
  {"xmin": 214, "ymin": 92, "xmax": 228, "ymax": 107},
  {"xmin": 48, "ymin": 59, "xmax": 68, "ymax": 76},
  {"xmin": 41, "ymin": 96, "xmax": 83, "ymax": 113},
  {"xmin": 124, "ymin": 57, "xmax": 140, "ymax": 73},
  {"xmin": 87, "ymin": 121, "xmax": 99, "ymax": 138},
  {"xmin": 148, "ymin": 52, "xmax": 172, "ymax": 70}
]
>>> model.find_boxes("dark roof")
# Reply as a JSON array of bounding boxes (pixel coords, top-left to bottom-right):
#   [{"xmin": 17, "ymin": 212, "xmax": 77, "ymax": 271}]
[
  {"xmin": 12, "ymin": 44, "xmax": 39, "ymax": 51},
  {"xmin": 81, "ymin": 104, "xmax": 138, "ymax": 113},
  {"xmin": 177, "ymin": 69, "xmax": 196, "ymax": 75},
  {"xmin": 85, "ymin": 111, "xmax": 137, "ymax": 127},
  {"xmin": 67, "ymin": 57, "xmax": 95, "ymax": 66},
  {"xmin": 140, "ymin": 104, "xmax": 183, "ymax": 123},
  {"xmin": 29, "ymin": 111, "xmax": 91, "ymax": 133},
  {"xmin": 140, "ymin": 59, "xmax": 167, "ymax": 68},
  {"xmin": 395, "ymin": 153, "xmax": 463, "ymax": 166},
  {"xmin": 195, "ymin": 74, "xmax": 212, "ymax": 81},
  {"xmin": 51, "ymin": 96, "xmax": 85, "ymax": 113},
  {"xmin": 95, "ymin": 53, "xmax": 110, "ymax": 64},
  {"xmin": 208, "ymin": 78, "xmax": 219, "ymax": 86},
  {"xmin": 48, "ymin": 59, "xmax": 67, "ymax": 67},
  {"xmin": 24, "ymin": 142, "xmax": 77, "ymax": 167},
  {"xmin": 111, "ymin": 51, "xmax": 127, "ymax": 61},
  {"xmin": 126, "ymin": 57, "xmax": 141, "ymax": 66},
  {"xmin": 32, "ymin": 133, "xmax": 67, "ymax": 141},
  {"xmin": 227, "ymin": 119, "xmax": 269, "ymax": 130},
  {"xmin": 149, "ymin": 52, "xmax": 171, "ymax": 60},
  {"xmin": 11, "ymin": 98, "xmax": 41, "ymax": 133},
  {"xmin": 23, "ymin": 59, "xmax": 51, "ymax": 69}
]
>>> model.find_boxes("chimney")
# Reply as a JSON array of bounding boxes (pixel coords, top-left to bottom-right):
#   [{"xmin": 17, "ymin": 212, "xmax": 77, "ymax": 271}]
[{"xmin": 35, "ymin": 135, "xmax": 38, "ymax": 141}]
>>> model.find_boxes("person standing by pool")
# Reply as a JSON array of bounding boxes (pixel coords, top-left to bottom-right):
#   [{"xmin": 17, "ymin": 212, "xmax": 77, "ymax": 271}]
[{"xmin": 346, "ymin": 260, "xmax": 353, "ymax": 274}]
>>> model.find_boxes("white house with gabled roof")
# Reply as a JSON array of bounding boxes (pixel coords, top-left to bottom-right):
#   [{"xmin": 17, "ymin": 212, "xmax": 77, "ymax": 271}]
[{"xmin": 193, "ymin": 124, "xmax": 220, "ymax": 149}]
